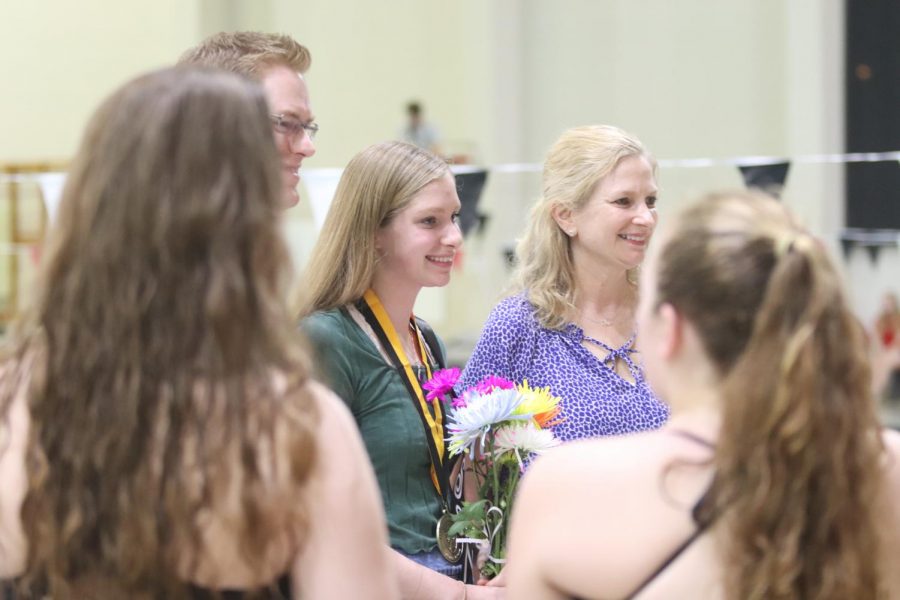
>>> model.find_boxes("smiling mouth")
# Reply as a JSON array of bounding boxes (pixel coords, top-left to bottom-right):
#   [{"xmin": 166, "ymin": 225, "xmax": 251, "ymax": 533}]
[
  {"xmin": 618, "ymin": 234, "xmax": 647, "ymax": 242},
  {"xmin": 428, "ymin": 255, "xmax": 454, "ymax": 264}
]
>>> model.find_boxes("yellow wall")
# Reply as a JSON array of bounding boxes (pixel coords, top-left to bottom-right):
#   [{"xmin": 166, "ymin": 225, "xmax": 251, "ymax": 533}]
[
  {"xmin": 0, "ymin": 0, "xmax": 201, "ymax": 162},
  {"xmin": 0, "ymin": 0, "xmax": 895, "ymax": 342}
]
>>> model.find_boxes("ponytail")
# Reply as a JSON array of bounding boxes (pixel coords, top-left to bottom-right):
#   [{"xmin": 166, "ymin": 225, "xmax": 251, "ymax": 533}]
[{"xmin": 657, "ymin": 192, "xmax": 886, "ymax": 599}]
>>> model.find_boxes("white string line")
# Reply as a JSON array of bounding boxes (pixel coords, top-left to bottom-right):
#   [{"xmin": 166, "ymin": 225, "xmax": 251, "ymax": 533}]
[{"xmin": 2, "ymin": 150, "xmax": 898, "ymax": 182}]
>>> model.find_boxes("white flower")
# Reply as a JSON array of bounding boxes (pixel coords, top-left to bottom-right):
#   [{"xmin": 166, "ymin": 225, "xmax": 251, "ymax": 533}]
[
  {"xmin": 446, "ymin": 388, "xmax": 530, "ymax": 456},
  {"xmin": 492, "ymin": 423, "xmax": 560, "ymax": 472},
  {"xmin": 493, "ymin": 423, "xmax": 560, "ymax": 457}
]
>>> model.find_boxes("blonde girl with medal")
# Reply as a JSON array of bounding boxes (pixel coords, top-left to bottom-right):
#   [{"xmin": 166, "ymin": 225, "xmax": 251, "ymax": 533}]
[{"xmin": 299, "ymin": 141, "xmax": 504, "ymax": 599}]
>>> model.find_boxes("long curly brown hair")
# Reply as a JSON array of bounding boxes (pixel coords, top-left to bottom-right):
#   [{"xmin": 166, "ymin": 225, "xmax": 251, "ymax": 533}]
[
  {"xmin": 656, "ymin": 192, "xmax": 886, "ymax": 599},
  {"xmin": 4, "ymin": 67, "xmax": 317, "ymax": 598}
]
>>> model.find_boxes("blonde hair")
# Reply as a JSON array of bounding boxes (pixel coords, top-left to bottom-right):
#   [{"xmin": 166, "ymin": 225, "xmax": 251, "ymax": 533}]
[
  {"xmin": 297, "ymin": 141, "xmax": 450, "ymax": 316},
  {"xmin": 511, "ymin": 125, "xmax": 655, "ymax": 329},
  {"xmin": 7, "ymin": 67, "xmax": 318, "ymax": 598},
  {"xmin": 657, "ymin": 191, "xmax": 885, "ymax": 599},
  {"xmin": 178, "ymin": 31, "xmax": 310, "ymax": 78}
]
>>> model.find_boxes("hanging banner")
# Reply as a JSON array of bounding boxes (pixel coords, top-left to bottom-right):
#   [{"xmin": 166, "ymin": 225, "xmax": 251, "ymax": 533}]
[
  {"xmin": 34, "ymin": 172, "xmax": 67, "ymax": 224},
  {"xmin": 865, "ymin": 245, "xmax": 884, "ymax": 265},
  {"xmin": 451, "ymin": 166, "xmax": 489, "ymax": 238},
  {"xmin": 300, "ymin": 168, "xmax": 343, "ymax": 231},
  {"xmin": 839, "ymin": 228, "xmax": 899, "ymax": 266},
  {"xmin": 738, "ymin": 161, "xmax": 791, "ymax": 199}
]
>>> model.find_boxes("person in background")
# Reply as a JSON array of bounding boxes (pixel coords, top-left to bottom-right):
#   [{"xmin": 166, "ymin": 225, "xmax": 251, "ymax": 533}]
[
  {"xmin": 179, "ymin": 31, "xmax": 318, "ymax": 208},
  {"xmin": 0, "ymin": 67, "xmax": 394, "ymax": 600},
  {"xmin": 299, "ymin": 141, "xmax": 503, "ymax": 599},
  {"xmin": 506, "ymin": 191, "xmax": 900, "ymax": 599},
  {"xmin": 457, "ymin": 125, "xmax": 668, "ymax": 442},
  {"xmin": 399, "ymin": 101, "xmax": 443, "ymax": 157}
]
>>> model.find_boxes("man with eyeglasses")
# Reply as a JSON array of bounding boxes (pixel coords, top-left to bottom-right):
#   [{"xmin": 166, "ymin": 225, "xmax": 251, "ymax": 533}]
[{"xmin": 179, "ymin": 31, "xmax": 318, "ymax": 208}]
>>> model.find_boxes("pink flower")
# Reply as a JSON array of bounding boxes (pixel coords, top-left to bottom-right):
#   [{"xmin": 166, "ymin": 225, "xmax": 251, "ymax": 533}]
[
  {"xmin": 451, "ymin": 396, "xmax": 468, "ymax": 409},
  {"xmin": 423, "ymin": 367, "xmax": 461, "ymax": 403},
  {"xmin": 472, "ymin": 375, "xmax": 515, "ymax": 395}
]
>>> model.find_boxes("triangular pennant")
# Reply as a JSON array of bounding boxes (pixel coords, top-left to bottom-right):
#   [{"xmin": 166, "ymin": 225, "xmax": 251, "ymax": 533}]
[
  {"xmin": 840, "ymin": 238, "xmax": 854, "ymax": 260},
  {"xmin": 35, "ymin": 172, "xmax": 67, "ymax": 224},
  {"xmin": 451, "ymin": 168, "xmax": 489, "ymax": 237},
  {"xmin": 865, "ymin": 245, "xmax": 883, "ymax": 265},
  {"xmin": 300, "ymin": 168, "xmax": 343, "ymax": 231},
  {"xmin": 738, "ymin": 161, "xmax": 791, "ymax": 199}
]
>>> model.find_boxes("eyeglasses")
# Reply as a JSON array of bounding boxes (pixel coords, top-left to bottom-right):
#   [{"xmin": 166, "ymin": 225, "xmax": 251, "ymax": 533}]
[{"xmin": 270, "ymin": 114, "xmax": 319, "ymax": 141}]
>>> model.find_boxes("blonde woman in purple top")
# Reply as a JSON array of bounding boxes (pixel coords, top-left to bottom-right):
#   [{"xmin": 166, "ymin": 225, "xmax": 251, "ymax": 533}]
[{"xmin": 458, "ymin": 125, "xmax": 668, "ymax": 441}]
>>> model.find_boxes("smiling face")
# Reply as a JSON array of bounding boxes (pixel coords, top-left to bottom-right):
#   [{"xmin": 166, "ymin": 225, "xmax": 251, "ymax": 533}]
[
  {"xmin": 374, "ymin": 173, "xmax": 462, "ymax": 295},
  {"xmin": 260, "ymin": 64, "xmax": 316, "ymax": 207},
  {"xmin": 558, "ymin": 154, "xmax": 658, "ymax": 272}
]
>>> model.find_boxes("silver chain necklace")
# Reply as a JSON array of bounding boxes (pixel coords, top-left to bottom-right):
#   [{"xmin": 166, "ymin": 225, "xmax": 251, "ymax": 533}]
[{"xmin": 579, "ymin": 309, "xmax": 633, "ymax": 327}]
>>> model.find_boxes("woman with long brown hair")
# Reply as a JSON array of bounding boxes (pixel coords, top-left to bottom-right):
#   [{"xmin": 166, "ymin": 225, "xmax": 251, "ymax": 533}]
[
  {"xmin": 506, "ymin": 191, "xmax": 900, "ymax": 599},
  {"xmin": 0, "ymin": 66, "xmax": 394, "ymax": 599}
]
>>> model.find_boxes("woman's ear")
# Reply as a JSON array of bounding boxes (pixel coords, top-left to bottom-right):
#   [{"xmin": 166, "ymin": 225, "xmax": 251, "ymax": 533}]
[
  {"xmin": 658, "ymin": 303, "xmax": 683, "ymax": 360},
  {"xmin": 551, "ymin": 204, "xmax": 576, "ymax": 237}
]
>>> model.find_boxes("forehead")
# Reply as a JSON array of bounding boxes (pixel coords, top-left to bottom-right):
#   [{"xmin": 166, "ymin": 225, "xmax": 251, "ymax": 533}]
[
  {"xmin": 260, "ymin": 64, "xmax": 312, "ymax": 119},
  {"xmin": 598, "ymin": 155, "xmax": 657, "ymax": 192},
  {"xmin": 405, "ymin": 174, "xmax": 459, "ymax": 210}
]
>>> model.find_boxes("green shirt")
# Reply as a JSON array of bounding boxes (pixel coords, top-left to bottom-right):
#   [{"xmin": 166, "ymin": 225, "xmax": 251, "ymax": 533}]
[{"xmin": 301, "ymin": 307, "xmax": 444, "ymax": 553}]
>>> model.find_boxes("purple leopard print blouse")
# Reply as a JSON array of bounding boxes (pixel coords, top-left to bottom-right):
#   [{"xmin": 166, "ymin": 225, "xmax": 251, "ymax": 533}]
[{"xmin": 457, "ymin": 294, "xmax": 669, "ymax": 442}]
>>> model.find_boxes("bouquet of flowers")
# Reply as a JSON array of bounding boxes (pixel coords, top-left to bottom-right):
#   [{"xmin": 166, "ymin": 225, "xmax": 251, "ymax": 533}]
[{"xmin": 423, "ymin": 368, "xmax": 563, "ymax": 579}]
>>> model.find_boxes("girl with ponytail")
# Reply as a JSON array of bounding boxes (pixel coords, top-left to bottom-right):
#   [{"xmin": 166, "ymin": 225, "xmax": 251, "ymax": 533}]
[{"xmin": 506, "ymin": 191, "xmax": 900, "ymax": 599}]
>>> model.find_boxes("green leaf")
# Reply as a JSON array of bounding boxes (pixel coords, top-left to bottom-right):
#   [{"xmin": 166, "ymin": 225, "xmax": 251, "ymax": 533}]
[
  {"xmin": 448, "ymin": 519, "xmax": 479, "ymax": 537},
  {"xmin": 452, "ymin": 499, "xmax": 488, "ymax": 521}
]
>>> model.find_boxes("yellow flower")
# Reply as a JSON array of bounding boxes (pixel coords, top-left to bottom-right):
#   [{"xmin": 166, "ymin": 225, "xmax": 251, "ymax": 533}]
[{"xmin": 512, "ymin": 380, "xmax": 564, "ymax": 429}]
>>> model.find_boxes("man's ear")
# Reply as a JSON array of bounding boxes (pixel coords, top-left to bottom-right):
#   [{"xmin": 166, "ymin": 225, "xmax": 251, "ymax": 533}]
[
  {"xmin": 658, "ymin": 303, "xmax": 683, "ymax": 360},
  {"xmin": 551, "ymin": 204, "xmax": 576, "ymax": 237}
]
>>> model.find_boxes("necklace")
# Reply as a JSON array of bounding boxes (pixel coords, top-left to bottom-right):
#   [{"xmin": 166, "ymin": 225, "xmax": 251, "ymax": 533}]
[
  {"xmin": 406, "ymin": 322, "xmax": 424, "ymax": 366},
  {"xmin": 579, "ymin": 308, "xmax": 633, "ymax": 327}
]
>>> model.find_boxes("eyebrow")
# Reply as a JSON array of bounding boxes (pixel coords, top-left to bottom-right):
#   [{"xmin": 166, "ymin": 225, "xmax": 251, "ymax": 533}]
[
  {"xmin": 607, "ymin": 188, "xmax": 658, "ymax": 197},
  {"xmin": 279, "ymin": 110, "xmax": 316, "ymax": 124},
  {"xmin": 409, "ymin": 202, "xmax": 461, "ymax": 214}
]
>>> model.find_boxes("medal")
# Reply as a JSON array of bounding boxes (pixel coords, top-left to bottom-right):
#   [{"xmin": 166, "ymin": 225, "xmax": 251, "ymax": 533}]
[{"xmin": 436, "ymin": 511, "xmax": 464, "ymax": 564}]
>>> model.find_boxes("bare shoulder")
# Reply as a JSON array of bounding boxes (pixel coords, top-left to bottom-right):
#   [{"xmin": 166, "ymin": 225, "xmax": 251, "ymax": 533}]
[
  {"xmin": 520, "ymin": 431, "xmax": 711, "ymax": 536},
  {"xmin": 303, "ymin": 380, "xmax": 360, "ymax": 456},
  {"xmin": 290, "ymin": 383, "xmax": 396, "ymax": 599},
  {"xmin": 880, "ymin": 429, "xmax": 900, "ymax": 597},
  {"xmin": 510, "ymin": 430, "xmax": 715, "ymax": 599},
  {"xmin": 305, "ymin": 379, "xmax": 354, "ymax": 426},
  {"xmin": 0, "ymin": 362, "xmax": 29, "ymax": 577},
  {"xmin": 526, "ymin": 429, "xmax": 709, "ymax": 496},
  {"xmin": 299, "ymin": 379, "xmax": 373, "ymax": 491}
]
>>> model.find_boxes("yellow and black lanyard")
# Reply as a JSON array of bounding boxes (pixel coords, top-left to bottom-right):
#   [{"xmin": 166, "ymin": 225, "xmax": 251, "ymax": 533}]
[{"xmin": 355, "ymin": 289, "xmax": 454, "ymax": 503}]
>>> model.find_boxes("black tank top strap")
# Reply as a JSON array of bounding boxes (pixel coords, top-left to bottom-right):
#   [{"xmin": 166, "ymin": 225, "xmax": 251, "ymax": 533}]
[
  {"xmin": 570, "ymin": 430, "xmax": 718, "ymax": 600},
  {"xmin": 620, "ymin": 487, "xmax": 716, "ymax": 600},
  {"xmin": 622, "ymin": 431, "xmax": 717, "ymax": 600}
]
